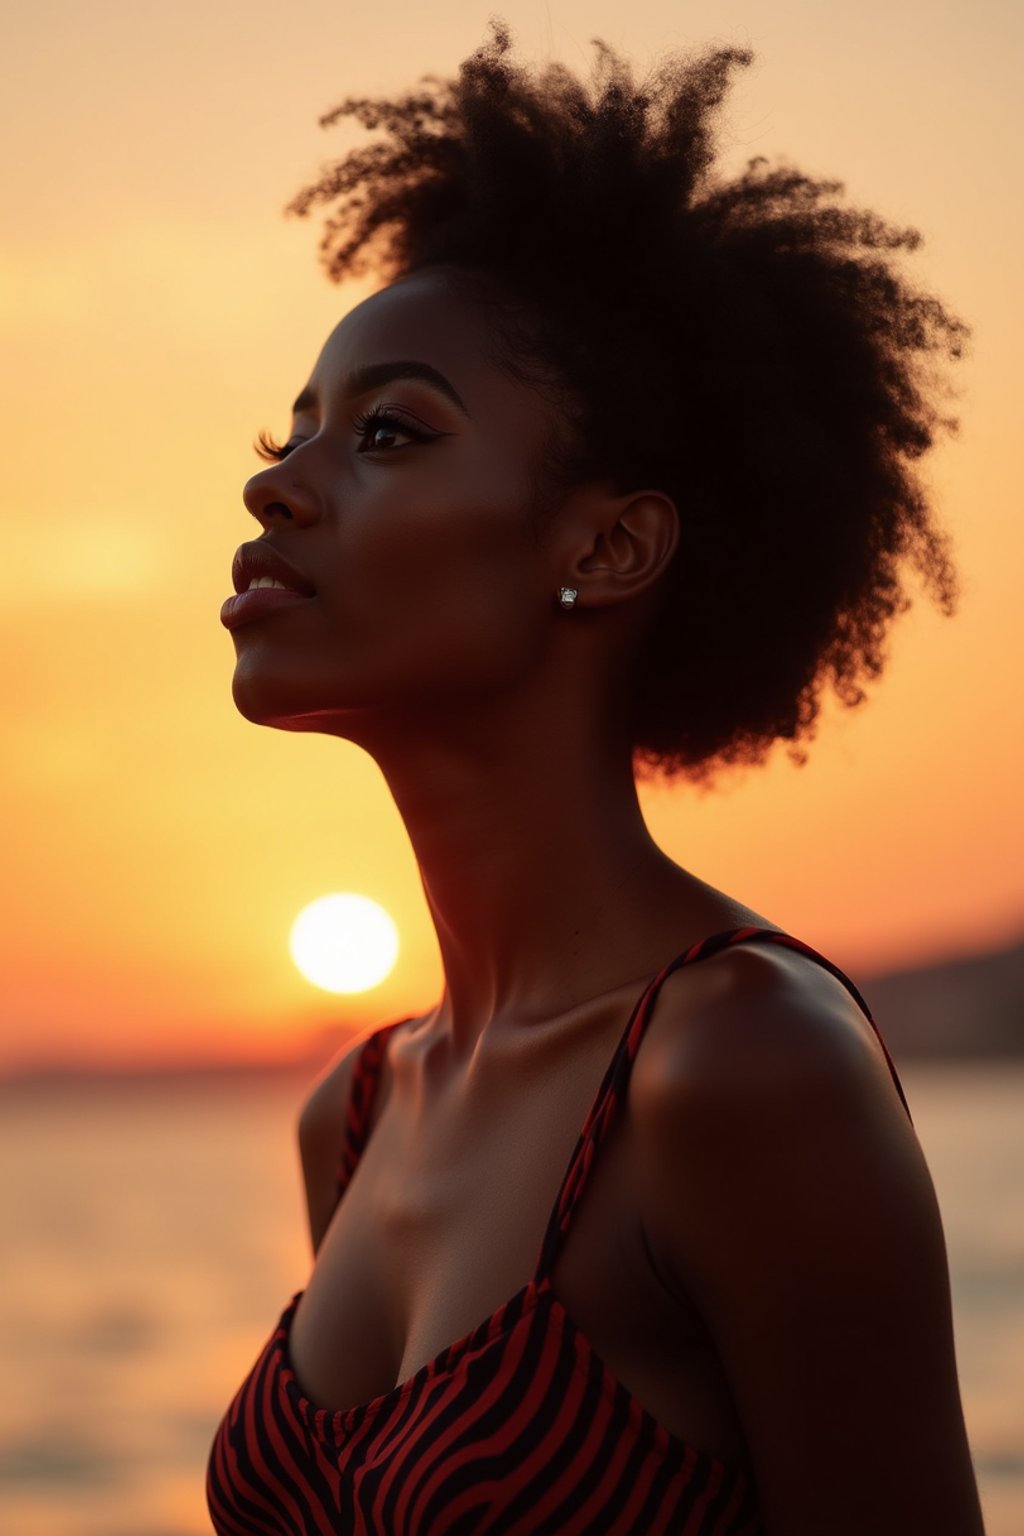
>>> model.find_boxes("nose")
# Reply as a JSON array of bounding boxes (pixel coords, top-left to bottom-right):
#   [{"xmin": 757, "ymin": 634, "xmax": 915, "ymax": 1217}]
[{"xmin": 242, "ymin": 463, "xmax": 321, "ymax": 530}]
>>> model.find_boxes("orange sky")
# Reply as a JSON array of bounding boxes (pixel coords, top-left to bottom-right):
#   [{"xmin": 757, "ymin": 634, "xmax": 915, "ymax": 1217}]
[{"xmin": 3, "ymin": 0, "xmax": 1022, "ymax": 1073}]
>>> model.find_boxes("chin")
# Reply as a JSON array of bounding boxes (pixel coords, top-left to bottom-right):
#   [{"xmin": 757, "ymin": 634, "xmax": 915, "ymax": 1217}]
[
  {"xmin": 231, "ymin": 689, "xmax": 315, "ymax": 733},
  {"xmin": 229, "ymin": 671, "xmax": 374, "ymax": 739},
  {"xmin": 231, "ymin": 669, "xmax": 310, "ymax": 731}
]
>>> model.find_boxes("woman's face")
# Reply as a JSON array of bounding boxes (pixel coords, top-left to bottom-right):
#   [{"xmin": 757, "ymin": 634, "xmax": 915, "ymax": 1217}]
[{"xmin": 225, "ymin": 267, "xmax": 568, "ymax": 741}]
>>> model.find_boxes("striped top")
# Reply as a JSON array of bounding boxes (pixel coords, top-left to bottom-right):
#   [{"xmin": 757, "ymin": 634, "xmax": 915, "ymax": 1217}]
[{"xmin": 207, "ymin": 926, "xmax": 911, "ymax": 1535}]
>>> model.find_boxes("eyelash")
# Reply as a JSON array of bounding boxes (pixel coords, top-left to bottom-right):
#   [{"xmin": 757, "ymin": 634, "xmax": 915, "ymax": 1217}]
[{"xmin": 253, "ymin": 404, "xmax": 435, "ymax": 463}]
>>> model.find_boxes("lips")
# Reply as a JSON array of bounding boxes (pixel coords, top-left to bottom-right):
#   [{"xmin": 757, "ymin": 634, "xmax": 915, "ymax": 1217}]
[{"xmin": 231, "ymin": 541, "xmax": 317, "ymax": 598}]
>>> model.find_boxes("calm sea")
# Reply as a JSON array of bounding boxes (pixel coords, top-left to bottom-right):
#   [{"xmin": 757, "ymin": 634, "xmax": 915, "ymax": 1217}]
[{"xmin": 1, "ymin": 1062, "xmax": 1021, "ymax": 1535}]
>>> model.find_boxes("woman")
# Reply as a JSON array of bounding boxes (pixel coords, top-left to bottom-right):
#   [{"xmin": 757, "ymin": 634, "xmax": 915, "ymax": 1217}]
[{"xmin": 208, "ymin": 21, "xmax": 984, "ymax": 1535}]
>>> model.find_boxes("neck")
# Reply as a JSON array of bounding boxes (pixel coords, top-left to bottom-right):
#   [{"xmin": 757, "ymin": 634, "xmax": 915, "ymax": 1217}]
[{"xmin": 362, "ymin": 690, "xmax": 713, "ymax": 1058}]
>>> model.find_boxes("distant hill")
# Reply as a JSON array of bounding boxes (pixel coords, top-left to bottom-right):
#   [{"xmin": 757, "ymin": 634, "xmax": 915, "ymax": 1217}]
[
  {"xmin": 2, "ymin": 934, "xmax": 1022, "ymax": 1088},
  {"xmin": 859, "ymin": 935, "xmax": 1024, "ymax": 1061}
]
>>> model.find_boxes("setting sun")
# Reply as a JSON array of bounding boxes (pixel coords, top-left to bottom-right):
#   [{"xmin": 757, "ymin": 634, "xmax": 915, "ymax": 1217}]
[{"xmin": 289, "ymin": 893, "xmax": 400, "ymax": 994}]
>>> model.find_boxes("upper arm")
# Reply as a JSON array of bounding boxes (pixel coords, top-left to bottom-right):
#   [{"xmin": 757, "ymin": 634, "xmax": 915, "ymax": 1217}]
[
  {"xmin": 297, "ymin": 1034, "xmax": 367, "ymax": 1257},
  {"xmin": 633, "ymin": 964, "xmax": 984, "ymax": 1536}
]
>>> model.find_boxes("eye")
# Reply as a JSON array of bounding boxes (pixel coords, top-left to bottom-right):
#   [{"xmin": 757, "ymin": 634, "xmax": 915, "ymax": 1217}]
[
  {"xmin": 252, "ymin": 405, "xmax": 440, "ymax": 464},
  {"xmin": 350, "ymin": 404, "xmax": 438, "ymax": 453}
]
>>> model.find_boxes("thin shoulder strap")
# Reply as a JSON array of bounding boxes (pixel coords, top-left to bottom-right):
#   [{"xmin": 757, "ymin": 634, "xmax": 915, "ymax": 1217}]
[
  {"xmin": 533, "ymin": 926, "xmax": 911, "ymax": 1285},
  {"xmin": 712, "ymin": 927, "xmax": 911, "ymax": 1118},
  {"xmin": 336, "ymin": 1020, "xmax": 408, "ymax": 1192}
]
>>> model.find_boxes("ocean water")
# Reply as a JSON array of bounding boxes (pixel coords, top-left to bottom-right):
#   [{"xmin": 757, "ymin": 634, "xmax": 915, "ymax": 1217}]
[{"xmin": 0, "ymin": 1061, "xmax": 1021, "ymax": 1535}]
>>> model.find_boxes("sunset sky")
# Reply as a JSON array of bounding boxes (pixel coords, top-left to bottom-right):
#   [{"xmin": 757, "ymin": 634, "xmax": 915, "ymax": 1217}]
[{"xmin": 3, "ymin": 0, "xmax": 1021, "ymax": 1073}]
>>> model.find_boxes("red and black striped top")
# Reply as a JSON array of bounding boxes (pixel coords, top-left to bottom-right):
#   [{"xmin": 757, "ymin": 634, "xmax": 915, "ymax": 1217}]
[{"xmin": 207, "ymin": 926, "xmax": 911, "ymax": 1535}]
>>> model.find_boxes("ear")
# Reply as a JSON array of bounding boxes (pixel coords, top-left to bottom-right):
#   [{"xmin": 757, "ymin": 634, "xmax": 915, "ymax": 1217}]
[{"xmin": 560, "ymin": 487, "xmax": 680, "ymax": 609}]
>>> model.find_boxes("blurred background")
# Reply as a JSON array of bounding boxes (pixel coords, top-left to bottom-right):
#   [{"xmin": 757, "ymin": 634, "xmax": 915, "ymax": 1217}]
[{"xmin": 2, "ymin": 0, "xmax": 1021, "ymax": 1531}]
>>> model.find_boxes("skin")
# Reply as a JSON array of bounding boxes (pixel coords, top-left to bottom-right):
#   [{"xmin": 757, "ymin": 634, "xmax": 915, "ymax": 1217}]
[{"xmin": 230, "ymin": 265, "xmax": 985, "ymax": 1534}]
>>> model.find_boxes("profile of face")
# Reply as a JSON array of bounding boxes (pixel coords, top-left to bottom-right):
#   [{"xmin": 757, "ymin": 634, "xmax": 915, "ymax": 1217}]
[{"xmin": 226, "ymin": 267, "xmax": 572, "ymax": 747}]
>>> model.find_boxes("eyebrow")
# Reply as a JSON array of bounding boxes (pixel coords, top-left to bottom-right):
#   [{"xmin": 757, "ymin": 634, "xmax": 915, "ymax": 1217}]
[{"xmin": 291, "ymin": 360, "xmax": 470, "ymax": 419}]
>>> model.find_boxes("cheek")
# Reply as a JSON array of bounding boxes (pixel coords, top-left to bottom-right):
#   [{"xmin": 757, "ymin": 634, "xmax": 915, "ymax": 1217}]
[
  {"xmin": 368, "ymin": 539, "xmax": 544, "ymax": 698},
  {"xmin": 327, "ymin": 479, "xmax": 546, "ymax": 673},
  {"xmin": 228, "ymin": 539, "xmax": 549, "ymax": 730}
]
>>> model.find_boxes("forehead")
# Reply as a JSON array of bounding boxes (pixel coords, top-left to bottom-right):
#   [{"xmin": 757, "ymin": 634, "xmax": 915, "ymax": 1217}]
[{"xmin": 304, "ymin": 268, "xmax": 549, "ymax": 433}]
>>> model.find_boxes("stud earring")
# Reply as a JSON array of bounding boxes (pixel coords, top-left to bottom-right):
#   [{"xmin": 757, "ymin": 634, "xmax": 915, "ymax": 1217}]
[{"xmin": 558, "ymin": 586, "xmax": 578, "ymax": 610}]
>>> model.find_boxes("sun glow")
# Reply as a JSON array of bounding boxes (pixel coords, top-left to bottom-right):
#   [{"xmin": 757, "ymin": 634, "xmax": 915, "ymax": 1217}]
[{"xmin": 289, "ymin": 893, "xmax": 400, "ymax": 994}]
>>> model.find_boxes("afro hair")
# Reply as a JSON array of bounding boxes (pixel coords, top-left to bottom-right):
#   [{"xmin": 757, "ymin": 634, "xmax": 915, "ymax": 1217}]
[{"xmin": 281, "ymin": 16, "xmax": 970, "ymax": 791}]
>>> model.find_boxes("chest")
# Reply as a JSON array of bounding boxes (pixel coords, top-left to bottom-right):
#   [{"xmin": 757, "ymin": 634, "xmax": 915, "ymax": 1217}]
[{"xmin": 287, "ymin": 1017, "xmax": 752, "ymax": 1467}]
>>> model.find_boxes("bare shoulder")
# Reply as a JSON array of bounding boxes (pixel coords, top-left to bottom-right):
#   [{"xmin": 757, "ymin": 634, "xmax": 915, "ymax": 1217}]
[
  {"xmin": 630, "ymin": 933, "xmax": 921, "ymax": 1305},
  {"xmin": 629, "ymin": 940, "xmax": 984, "ymax": 1534},
  {"xmin": 297, "ymin": 1016, "xmax": 415, "ymax": 1256},
  {"xmin": 298, "ymin": 1029, "xmax": 373, "ymax": 1155},
  {"xmin": 632, "ymin": 933, "xmax": 907, "ymax": 1127}
]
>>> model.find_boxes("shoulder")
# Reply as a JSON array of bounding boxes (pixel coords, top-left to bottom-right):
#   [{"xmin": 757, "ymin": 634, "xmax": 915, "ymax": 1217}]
[
  {"xmin": 630, "ymin": 937, "xmax": 919, "ymax": 1280},
  {"xmin": 298, "ymin": 1014, "xmax": 412, "ymax": 1156},
  {"xmin": 297, "ymin": 1032, "xmax": 365, "ymax": 1157},
  {"xmin": 297, "ymin": 1016, "xmax": 414, "ymax": 1255},
  {"xmin": 628, "ymin": 943, "xmax": 982, "ymax": 1533},
  {"xmin": 632, "ymin": 934, "xmax": 908, "ymax": 1138}
]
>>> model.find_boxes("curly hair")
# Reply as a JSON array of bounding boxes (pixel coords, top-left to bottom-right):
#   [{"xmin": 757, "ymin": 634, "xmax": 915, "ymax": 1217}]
[{"xmin": 282, "ymin": 17, "xmax": 970, "ymax": 791}]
